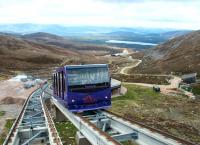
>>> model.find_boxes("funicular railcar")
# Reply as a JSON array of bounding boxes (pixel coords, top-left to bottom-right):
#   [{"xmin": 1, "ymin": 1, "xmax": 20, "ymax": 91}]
[{"xmin": 53, "ymin": 64, "xmax": 111, "ymax": 112}]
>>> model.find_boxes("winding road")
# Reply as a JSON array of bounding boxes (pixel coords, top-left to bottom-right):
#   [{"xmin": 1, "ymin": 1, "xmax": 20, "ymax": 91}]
[
  {"xmin": 120, "ymin": 58, "xmax": 142, "ymax": 75},
  {"xmin": 118, "ymin": 54, "xmax": 195, "ymax": 98}
]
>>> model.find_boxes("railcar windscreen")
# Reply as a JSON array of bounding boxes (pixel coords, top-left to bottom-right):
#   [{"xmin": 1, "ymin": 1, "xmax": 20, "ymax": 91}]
[{"xmin": 67, "ymin": 67, "xmax": 109, "ymax": 86}]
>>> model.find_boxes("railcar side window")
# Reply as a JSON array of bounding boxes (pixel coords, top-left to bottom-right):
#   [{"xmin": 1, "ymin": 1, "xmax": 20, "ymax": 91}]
[
  {"xmin": 57, "ymin": 72, "xmax": 60, "ymax": 97},
  {"xmin": 62, "ymin": 71, "xmax": 65, "ymax": 99},
  {"xmin": 53, "ymin": 74, "xmax": 56, "ymax": 95},
  {"xmin": 60, "ymin": 72, "xmax": 63, "ymax": 98},
  {"xmin": 55, "ymin": 73, "xmax": 58, "ymax": 96},
  {"xmin": 54, "ymin": 71, "xmax": 66, "ymax": 97}
]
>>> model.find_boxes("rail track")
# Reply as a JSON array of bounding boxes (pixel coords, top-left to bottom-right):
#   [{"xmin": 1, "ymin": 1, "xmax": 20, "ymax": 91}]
[
  {"xmin": 3, "ymin": 82, "xmax": 198, "ymax": 145},
  {"xmin": 3, "ymin": 84, "xmax": 62, "ymax": 145}
]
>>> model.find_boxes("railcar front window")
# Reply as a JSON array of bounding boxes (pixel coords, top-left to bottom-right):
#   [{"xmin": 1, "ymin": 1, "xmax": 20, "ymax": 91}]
[{"xmin": 67, "ymin": 67, "xmax": 109, "ymax": 86}]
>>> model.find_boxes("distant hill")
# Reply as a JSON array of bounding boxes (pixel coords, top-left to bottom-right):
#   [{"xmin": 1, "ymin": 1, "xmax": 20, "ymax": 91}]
[
  {"xmin": 0, "ymin": 34, "xmax": 80, "ymax": 72},
  {"xmin": 132, "ymin": 30, "xmax": 200, "ymax": 75},
  {"xmin": 0, "ymin": 24, "xmax": 192, "ymax": 50},
  {"xmin": 21, "ymin": 32, "xmax": 120, "ymax": 54},
  {"xmin": 73, "ymin": 30, "xmax": 191, "ymax": 50},
  {"xmin": 0, "ymin": 33, "xmax": 114, "ymax": 75},
  {"xmin": 0, "ymin": 24, "xmax": 120, "ymax": 35},
  {"xmin": 0, "ymin": 23, "xmax": 191, "ymax": 35},
  {"xmin": 100, "ymin": 30, "xmax": 191, "ymax": 51},
  {"xmin": 160, "ymin": 30, "xmax": 191, "ymax": 39},
  {"xmin": 106, "ymin": 30, "xmax": 191, "ymax": 43},
  {"xmin": 22, "ymin": 32, "xmax": 65, "ymax": 40}
]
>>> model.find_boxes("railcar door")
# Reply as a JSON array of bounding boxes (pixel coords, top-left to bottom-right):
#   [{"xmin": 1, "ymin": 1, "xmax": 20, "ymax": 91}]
[
  {"xmin": 62, "ymin": 71, "xmax": 66, "ymax": 100},
  {"xmin": 53, "ymin": 74, "xmax": 56, "ymax": 96},
  {"xmin": 58, "ymin": 72, "xmax": 61, "ymax": 98},
  {"xmin": 55, "ymin": 73, "xmax": 58, "ymax": 96}
]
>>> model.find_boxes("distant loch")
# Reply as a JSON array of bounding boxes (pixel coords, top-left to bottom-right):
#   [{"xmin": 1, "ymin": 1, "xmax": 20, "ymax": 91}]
[{"xmin": 105, "ymin": 40, "xmax": 157, "ymax": 46}]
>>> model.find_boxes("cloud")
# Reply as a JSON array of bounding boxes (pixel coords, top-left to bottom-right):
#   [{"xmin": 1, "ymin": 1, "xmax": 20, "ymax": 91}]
[
  {"xmin": 0, "ymin": 0, "xmax": 199, "ymax": 29},
  {"xmin": 97, "ymin": 0, "xmax": 143, "ymax": 3}
]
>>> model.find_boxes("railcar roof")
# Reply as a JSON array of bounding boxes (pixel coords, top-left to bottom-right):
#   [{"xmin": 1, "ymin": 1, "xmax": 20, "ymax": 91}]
[
  {"xmin": 65, "ymin": 64, "xmax": 108, "ymax": 69},
  {"xmin": 53, "ymin": 64, "xmax": 108, "ymax": 73}
]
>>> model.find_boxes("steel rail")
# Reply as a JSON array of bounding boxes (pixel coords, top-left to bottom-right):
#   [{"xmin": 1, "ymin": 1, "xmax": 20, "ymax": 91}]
[{"xmin": 40, "ymin": 91, "xmax": 63, "ymax": 145}]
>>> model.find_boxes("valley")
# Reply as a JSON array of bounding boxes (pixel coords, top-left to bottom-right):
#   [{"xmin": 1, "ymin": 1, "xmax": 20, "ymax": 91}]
[{"xmin": 1, "ymin": 0, "xmax": 200, "ymax": 144}]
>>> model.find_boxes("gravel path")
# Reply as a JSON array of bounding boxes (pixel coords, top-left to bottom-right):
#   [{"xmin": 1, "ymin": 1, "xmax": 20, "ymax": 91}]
[
  {"xmin": 118, "ymin": 55, "xmax": 192, "ymax": 97},
  {"xmin": 120, "ymin": 58, "xmax": 142, "ymax": 75}
]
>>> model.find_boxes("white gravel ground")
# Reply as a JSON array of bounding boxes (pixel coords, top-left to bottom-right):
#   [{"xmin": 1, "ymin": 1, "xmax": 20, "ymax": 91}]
[
  {"xmin": 0, "ymin": 75, "xmax": 42, "ymax": 135},
  {"xmin": 0, "ymin": 104, "xmax": 22, "ymax": 134}
]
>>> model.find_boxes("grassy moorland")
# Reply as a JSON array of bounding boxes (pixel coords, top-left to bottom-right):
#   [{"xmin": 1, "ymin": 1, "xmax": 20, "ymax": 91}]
[
  {"xmin": 110, "ymin": 84, "xmax": 200, "ymax": 144},
  {"xmin": 112, "ymin": 74, "xmax": 170, "ymax": 85},
  {"xmin": 0, "ymin": 111, "xmax": 5, "ymax": 117},
  {"xmin": 54, "ymin": 119, "xmax": 139, "ymax": 145},
  {"xmin": 55, "ymin": 121, "xmax": 77, "ymax": 145},
  {"xmin": 192, "ymin": 84, "xmax": 200, "ymax": 95}
]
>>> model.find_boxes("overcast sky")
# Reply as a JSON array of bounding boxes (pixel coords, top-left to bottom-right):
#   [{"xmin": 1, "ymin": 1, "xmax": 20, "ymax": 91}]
[{"xmin": 0, "ymin": 0, "xmax": 200, "ymax": 29}]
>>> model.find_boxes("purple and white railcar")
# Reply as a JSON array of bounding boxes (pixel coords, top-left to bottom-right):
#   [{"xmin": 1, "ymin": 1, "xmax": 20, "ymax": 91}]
[{"xmin": 53, "ymin": 64, "xmax": 111, "ymax": 112}]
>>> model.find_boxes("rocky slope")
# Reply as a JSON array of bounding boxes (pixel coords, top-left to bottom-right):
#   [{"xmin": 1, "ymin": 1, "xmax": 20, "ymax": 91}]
[
  {"xmin": 0, "ymin": 34, "xmax": 80, "ymax": 71},
  {"xmin": 132, "ymin": 30, "xmax": 200, "ymax": 75}
]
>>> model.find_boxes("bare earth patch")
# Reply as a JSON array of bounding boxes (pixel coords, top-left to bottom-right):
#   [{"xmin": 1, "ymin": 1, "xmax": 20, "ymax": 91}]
[
  {"xmin": 0, "ymin": 78, "xmax": 37, "ymax": 136},
  {"xmin": 0, "ymin": 80, "xmax": 37, "ymax": 105}
]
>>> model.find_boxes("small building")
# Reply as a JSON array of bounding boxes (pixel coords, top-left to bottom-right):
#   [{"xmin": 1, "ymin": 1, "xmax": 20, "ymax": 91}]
[
  {"xmin": 111, "ymin": 78, "xmax": 121, "ymax": 96},
  {"xmin": 153, "ymin": 85, "xmax": 160, "ymax": 92},
  {"xmin": 181, "ymin": 73, "xmax": 197, "ymax": 84}
]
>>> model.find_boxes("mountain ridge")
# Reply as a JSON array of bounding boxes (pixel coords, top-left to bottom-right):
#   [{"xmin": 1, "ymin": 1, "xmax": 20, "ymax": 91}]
[{"xmin": 132, "ymin": 30, "xmax": 200, "ymax": 75}]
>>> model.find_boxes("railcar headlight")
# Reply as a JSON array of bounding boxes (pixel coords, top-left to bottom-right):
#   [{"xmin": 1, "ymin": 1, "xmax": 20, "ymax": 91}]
[
  {"xmin": 72, "ymin": 99, "xmax": 75, "ymax": 103},
  {"xmin": 105, "ymin": 96, "xmax": 108, "ymax": 99}
]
